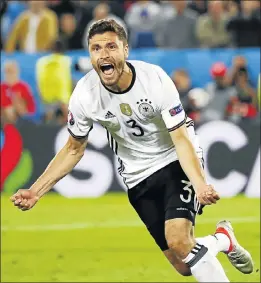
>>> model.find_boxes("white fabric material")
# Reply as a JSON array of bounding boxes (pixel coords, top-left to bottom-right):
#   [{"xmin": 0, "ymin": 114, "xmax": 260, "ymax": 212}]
[
  {"xmin": 24, "ymin": 13, "xmax": 41, "ymax": 54},
  {"xmin": 68, "ymin": 60, "xmax": 203, "ymax": 188},
  {"xmin": 196, "ymin": 234, "xmax": 230, "ymax": 256},
  {"xmin": 183, "ymin": 250, "xmax": 230, "ymax": 282},
  {"xmin": 215, "ymin": 233, "xmax": 231, "ymax": 252}
]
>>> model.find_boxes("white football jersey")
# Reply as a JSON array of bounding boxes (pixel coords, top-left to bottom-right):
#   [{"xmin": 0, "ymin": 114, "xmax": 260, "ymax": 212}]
[{"xmin": 67, "ymin": 60, "xmax": 203, "ymax": 188}]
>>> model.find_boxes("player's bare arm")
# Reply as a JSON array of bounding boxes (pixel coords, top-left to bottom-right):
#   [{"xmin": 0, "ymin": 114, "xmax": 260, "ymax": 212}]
[
  {"xmin": 169, "ymin": 124, "xmax": 220, "ymax": 206},
  {"xmin": 10, "ymin": 135, "xmax": 88, "ymax": 211}
]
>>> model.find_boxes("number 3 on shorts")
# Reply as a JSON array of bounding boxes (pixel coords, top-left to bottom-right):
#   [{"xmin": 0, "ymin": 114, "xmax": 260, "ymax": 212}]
[{"xmin": 180, "ymin": 180, "xmax": 193, "ymax": 203}]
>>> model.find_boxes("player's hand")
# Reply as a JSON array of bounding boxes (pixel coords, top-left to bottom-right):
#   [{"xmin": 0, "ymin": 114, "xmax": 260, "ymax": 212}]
[
  {"xmin": 196, "ymin": 184, "xmax": 220, "ymax": 205},
  {"xmin": 10, "ymin": 189, "xmax": 39, "ymax": 211}
]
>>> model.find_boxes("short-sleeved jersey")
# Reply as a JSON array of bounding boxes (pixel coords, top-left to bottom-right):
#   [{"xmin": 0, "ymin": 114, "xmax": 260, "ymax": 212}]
[{"xmin": 68, "ymin": 60, "xmax": 203, "ymax": 188}]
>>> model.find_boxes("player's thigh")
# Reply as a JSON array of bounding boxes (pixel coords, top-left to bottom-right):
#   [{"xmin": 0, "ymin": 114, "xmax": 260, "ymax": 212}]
[
  {"xmin": 127, "ymin": 176, "xmax": 168, "ymax": 251},
  {"xmin": 163, "ymin": 162, "xmax": 201, "ymax": 256},
  {"xmin": 165, "ymin": 218, "xmax": 195, "ymax": 256},
  {"xmin": 164, "ymin": 161, "xmax": 203, "ymax": 226}
]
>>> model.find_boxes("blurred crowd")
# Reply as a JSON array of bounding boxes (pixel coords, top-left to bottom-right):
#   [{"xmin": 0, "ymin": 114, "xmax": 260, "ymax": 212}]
[
  {"xmin": 0, "ymin": 0, "xmax": 260, "ymax": 126},
  {"xmin": 173, "ymin": 57, "xmax": 259, "ymax": 125},
  {"xmin": 1, "ymin": 0, "xmax": 261, "ymax": 51}
]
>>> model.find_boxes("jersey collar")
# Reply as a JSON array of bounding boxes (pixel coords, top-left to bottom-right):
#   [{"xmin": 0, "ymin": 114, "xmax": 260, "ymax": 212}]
[{"xmin": 102, "ymin": 62, "xmax": 136, "ymax": 94}]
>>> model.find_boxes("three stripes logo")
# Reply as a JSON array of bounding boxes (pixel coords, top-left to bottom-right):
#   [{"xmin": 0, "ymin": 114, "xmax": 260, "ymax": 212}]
[
  {"xmin": 187, "ymin": 243, "xmax": 208, "ymax": 268},
  {"xmin": 105, "ymin": 111, "xmax": 116, "ymax": 119},
  {"xmin": 186, "ymin": 119, "xmax": 194, "ymax": 128}
]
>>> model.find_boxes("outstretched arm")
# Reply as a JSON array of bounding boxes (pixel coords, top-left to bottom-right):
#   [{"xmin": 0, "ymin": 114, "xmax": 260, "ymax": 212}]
[{"xmin": 10, "ymin": 135, "xmax": 87, "ymax": 210}]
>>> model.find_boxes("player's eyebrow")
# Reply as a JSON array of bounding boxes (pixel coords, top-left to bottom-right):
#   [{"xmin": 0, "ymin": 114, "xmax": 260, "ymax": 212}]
[
  {"xmin": 90, "ymin": 40, "xmax": 118, "ymax": 48},
  {"xmin": 90, "ymin": 43, "xmax": 101, "ymax": 49}
]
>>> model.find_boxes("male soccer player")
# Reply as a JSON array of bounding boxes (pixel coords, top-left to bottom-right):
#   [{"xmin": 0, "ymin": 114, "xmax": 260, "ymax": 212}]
[{"xmin": 11, "ymin": 19, "xmax": 253, "ymax": 282}]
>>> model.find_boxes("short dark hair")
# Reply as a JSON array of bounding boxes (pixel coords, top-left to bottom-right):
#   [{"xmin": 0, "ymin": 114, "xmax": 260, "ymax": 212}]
[{"xmin": 87, "ymin": 19, "xmax": 128, "ymax": 45}]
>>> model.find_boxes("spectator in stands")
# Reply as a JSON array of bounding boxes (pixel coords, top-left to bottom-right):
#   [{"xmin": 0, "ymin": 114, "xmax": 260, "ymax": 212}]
[
  {"xmin": 172, "ymin": 69, "xmax": 192, "ymax": 112},
  {"xmin": 1, "ymin": 0, "xmax": 27, "ymax": 47},
  {"xmin": 0, "ymin": 0, "xmax": 8, "ymax": 49},
  {"xmin": 70, "ymin": 1, "xmax": 92, "ymax": 46},
  {"xmin": 156, "ymin": 0, "xmax": 198, "ymax": 49},
  {"xmin": 202, "ymin": 62, "xmax": 237, "ymax": 121},
  {"xmin": 227, "ymin": 0, "xmax": 261, "ymax": 47},
  {"xmin": 0, "ymin": 89, "xmax": 17, "ymax": 125},
  {"xmin": 125, "ymin": 0, "xmax": 161, "ymax": 47},
  {"xmin": 5, "ymin": 0, "xmax": 58, "ymax": 53},
  {"xmin": 59, "ymin": 13, "xmax": 83, "ymax": 50},
  {"xmin": 223, "ymin": 0, "xmax": 240, "ymax": 17},
  {"xmin": 196, "ymin": 0, "xmax": 231, "ymax": 48},
  {"xmin": 251, "ymin": 0, "xmax": 261, "ymax": 20},
  {"xmin": 159, "ymin": 0, "xmax": 176, "ymax": 21},
  {"xmin": 83, "ymin": 2, "xmax": 127, "ymax": 50},
  {"xmin": 224, "ymin": 55, "xmax": 254, "ymax": 87},
  {"xmin": 36, "ymin": 40, "xmax": 72, "ymax": 124},
  {"xmin": 0, "ymin": 60, "xmax": 36, "ymax": 120},
  {"xmin": 188, "ymin": 0, "xmax": 208, "ymax": 15},
  {"xmin": 226, "ymin": 65, "xmax": 259, "ymax": 121},
  {"xmin": 172, "ymin": 69, "xmax": 211, "ymax": 125},
  {"xmin": 73, "ymin": 0, "xmax": 98, "ymax": 14},
  {"xmin": 104, "ymin": 0, "xmax": 126, "ymax": 20},
  {"xmin": 234, "ymin": 67, "xmax": 258, "ymax": 107},
  {"xmin": 47, "ymin": 0, "xmax": 75, "ymax": 18}
]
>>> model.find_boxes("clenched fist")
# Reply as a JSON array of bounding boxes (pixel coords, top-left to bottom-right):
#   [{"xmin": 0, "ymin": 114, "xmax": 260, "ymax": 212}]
[
  {"xmin": 10, "ymin": 189, "xmax": 39, "ymax": 211},
  {"xmin": 196, "ymin": 184, "xmax": 220, "ymax": 205}
]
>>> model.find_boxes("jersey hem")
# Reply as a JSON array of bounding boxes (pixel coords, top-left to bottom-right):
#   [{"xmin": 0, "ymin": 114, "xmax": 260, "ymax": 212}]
[{"xmin": 67, "ymin": 127, "xmax": 92, "ymax": 139}]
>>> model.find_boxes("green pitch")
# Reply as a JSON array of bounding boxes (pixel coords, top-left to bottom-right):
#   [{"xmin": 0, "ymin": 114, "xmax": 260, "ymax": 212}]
[{"xmin": 1, "ymin": 193, "xmax": 260, "ymax": 282}]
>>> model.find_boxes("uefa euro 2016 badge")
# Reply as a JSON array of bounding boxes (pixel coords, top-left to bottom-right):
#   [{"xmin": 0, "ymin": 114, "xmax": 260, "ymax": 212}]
[
  {"xmin": 120, "ymin": 103, "xmax": 133, "ymax": 116},
  {"xmin": 169, "ymin": 103, "xmax": 183, "ymax": 117},
  {"xmin": 137, "ymin": 99, "xmax": 155, "ymax": 119},
  {"xmin": 68, "ymin": 110, "xmax": 75, "ymax": 125}
]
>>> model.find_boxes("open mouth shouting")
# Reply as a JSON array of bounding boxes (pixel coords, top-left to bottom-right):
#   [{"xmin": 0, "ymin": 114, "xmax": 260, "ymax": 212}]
[{"xmin": 100, "ymin": 63, "xmax": 115, "ymax": 78}]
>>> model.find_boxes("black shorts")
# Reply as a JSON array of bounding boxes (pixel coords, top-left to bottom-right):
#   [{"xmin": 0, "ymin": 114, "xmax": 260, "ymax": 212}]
[{"xmin": 128, "ymin": 161, "xmax": 204, "ymax": 251}]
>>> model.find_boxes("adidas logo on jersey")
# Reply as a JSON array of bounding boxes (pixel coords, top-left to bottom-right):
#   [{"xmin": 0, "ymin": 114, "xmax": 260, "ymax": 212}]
[{"xmin": 105, "ymin": 111, "xmax": 116, "ymax": 119}]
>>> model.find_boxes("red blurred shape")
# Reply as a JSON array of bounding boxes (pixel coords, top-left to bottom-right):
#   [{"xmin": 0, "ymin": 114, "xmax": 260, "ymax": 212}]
[{"xmin": 0, "ymin": 124, "xmax": 23, "ymax": 190}]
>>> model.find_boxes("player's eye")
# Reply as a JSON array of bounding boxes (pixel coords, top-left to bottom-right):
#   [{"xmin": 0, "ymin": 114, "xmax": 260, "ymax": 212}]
[
  {"xmin": 108, "ymin": 44, "xmax": 116, "ymax": 50},
  {"xmin": 93, "ymin": 46, "xmax": 100, "ymax": 52}
]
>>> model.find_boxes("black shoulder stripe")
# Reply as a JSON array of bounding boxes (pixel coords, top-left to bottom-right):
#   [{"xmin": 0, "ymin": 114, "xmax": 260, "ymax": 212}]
[
  {"xmin": 67, "ymin": 127, "xmax": 93, "ymax": 140},
  {"xmin": 168, "ymin": 115, "xmax": 187, "ymax": 132}
]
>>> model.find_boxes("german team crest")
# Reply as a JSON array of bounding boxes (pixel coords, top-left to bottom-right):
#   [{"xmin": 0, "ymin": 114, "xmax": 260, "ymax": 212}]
[
  {"xmin": 137, "ymin": 99, "xmax": 155, "ymax": 119},
  {"xmin": 120, "ymin": 103, "xmax": 132, "ymax": 116}
]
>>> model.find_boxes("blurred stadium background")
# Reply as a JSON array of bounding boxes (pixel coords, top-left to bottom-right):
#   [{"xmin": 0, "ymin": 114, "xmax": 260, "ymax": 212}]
[{"xmin": 1, "ymin": 0, "xmax": 260, "ymax": 282}]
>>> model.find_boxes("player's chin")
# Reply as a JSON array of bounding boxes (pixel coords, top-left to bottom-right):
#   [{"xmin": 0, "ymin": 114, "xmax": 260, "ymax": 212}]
[{"xmin": 100, "ymin": 72, "xmax": 118, "ymax": 86}]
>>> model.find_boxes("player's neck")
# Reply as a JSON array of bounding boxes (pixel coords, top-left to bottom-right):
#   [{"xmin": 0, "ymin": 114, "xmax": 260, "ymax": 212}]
[{"xmin": 107, "ymin": 63, "xmax": 133, "ymax": 93}]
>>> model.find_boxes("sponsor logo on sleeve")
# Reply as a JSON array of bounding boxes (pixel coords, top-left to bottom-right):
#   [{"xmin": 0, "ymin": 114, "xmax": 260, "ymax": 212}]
[
  {"xmin": 169, "ymin": 104, "xmax": 183, "ymax": 116},
  {"xmin": 68, "ymin": 111, "xmax": 75, "ymax": 126}
]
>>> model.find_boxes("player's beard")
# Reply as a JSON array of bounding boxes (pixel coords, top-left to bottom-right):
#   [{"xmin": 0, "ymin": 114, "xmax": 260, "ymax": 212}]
[{"xmin": 96, "ymin": 59, "xmax": 125, "ymax": 87}]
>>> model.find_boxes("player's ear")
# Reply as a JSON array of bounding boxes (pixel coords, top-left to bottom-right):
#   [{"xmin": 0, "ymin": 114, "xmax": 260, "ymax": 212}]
[{"xmin": 124, "ymin": 43, "xmax": 129, "ymax": 59}]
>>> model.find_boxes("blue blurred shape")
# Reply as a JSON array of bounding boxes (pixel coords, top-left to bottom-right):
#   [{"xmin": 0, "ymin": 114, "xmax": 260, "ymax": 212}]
[
  {"xmin": 0, "ymin": 130, "xmax": 4, "ymax": 150},
  {"xmin": 132, "ymin": 31, "xmax": 157, "ymax": 48}
]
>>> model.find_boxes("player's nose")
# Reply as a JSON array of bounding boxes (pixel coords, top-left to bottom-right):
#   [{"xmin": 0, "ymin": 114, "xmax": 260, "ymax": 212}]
[{"xmin": 100, "ymin": 48, "xmax": 110, "ymax": 59}]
